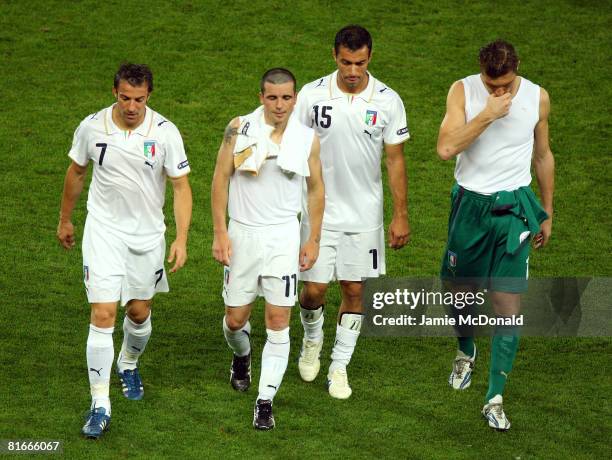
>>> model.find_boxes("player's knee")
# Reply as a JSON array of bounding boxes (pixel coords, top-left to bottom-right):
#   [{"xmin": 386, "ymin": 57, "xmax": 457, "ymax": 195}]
[
  {"xmin": 339, "ymin": 281, "xmax": 363, "ymax": 309},
  {"xmin": 90, "ymin": 304, "xmax": 117, "ymax": 327},
  {"xmin": 126, "ymin": 300, "xmax": 152, "ymax": 323},
  {"xmin": 224, "ymin": 313, "xmax": 249, "ymax": 331},
  {"xmin": 490, "ymin": 292, "xmax": 521, "ymax": 316},
  {"xmin": 300, "ymin": 282, "xmax": 327, "ymax": 307},
  {"xmin": 266, "ymin": 313, "xmax": 290, "ymax": 331},
  {"xmin": 126, "ymin": 309, "xmax": 150, "ymax": 324}
]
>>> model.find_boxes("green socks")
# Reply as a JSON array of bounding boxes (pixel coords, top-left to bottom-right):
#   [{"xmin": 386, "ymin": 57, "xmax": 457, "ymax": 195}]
[
  {"xmin": 457, "ymin": 336, "xmax": 475, "ymax": 357},
  {"xmin": 486, "ymin": 324, "xmax": 520, "ymax": 402}
]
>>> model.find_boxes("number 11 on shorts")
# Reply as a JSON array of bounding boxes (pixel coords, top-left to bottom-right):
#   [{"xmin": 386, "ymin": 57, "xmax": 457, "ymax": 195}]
[{"xmin": 282, "ymin": 274, "xmax": 297, "ymax": 297}]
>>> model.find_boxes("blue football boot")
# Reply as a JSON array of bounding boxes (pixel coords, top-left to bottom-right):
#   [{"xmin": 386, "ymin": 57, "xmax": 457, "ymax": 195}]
[
  {"xmin": 117, "ymin": 368, "xmax": 144, "ymax": 400},
  {"xmin": 81, "ymin": 407, "xmax": 111, "ymax": 439}
]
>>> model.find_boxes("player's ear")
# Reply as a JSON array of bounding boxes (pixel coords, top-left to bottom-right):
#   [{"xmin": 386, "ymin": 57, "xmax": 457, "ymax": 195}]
[
  {"xmin": 112, "ymin": 87, "xmax": 118, "ymax": 100},
  {"xmin": 332, "ymin": 47, "xmax": 337, "ymax": 61},
  {"xmin": 258, "ymin": 92, "xmax": 264, "ymax": 105},
  {"xmin": 517, "ymin": 60, "xmax": 520, "ymax": 72}
]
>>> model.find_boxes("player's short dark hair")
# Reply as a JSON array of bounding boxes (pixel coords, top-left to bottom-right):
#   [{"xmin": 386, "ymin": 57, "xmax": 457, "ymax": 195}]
[
  {"xmin": 114, "ymin": 63, "xmax": 154, "ymax": 92},
  {"xmin": 334, "ymin": 25, "xmax": 372, "ymax": 54},
  {"xmin": 479, "ymin": 40, "xmax": 519, "ymax": 78},
  {"xmin": 260, "ymin": 68, "xmax": 296, "ymax": 93}
]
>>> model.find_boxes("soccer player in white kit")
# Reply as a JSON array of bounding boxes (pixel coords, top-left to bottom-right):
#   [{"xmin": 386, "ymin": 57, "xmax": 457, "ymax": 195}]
[
  {"xmin": 57, "ymin": 64, "xmax": 193, "ymax": 439},
  {"xmin": 211, "ymin": 68, "xmax": 324, "ymax": 430},
  {"xmin": 437, "ymin": 40, "xmax": 554, "ymax": 430},
  {"xmin": 295, "ymin": 25, "xmax": 411, "ymax": 398}
]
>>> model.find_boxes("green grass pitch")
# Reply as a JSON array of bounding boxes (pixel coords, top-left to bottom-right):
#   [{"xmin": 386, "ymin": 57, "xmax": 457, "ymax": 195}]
[{"xmin": 0, "ymin": 0, "xmax": 610, "ymax": 458}]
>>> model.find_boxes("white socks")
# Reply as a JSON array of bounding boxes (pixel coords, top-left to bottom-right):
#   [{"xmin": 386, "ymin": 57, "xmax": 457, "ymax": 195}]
[
  {"xmin": 257, "ymin": 327, "xmax": 290, "ymax": 401},
  {"xmin": 87, "ymin": 313, "xmax": 152, "ymax": 412},
  {"xmin": 117, "ymin": 314, "xmax": 152, "ymax": 372},
  {"xmin": 223, "ymin": 316, "xmax": 252, "ymax": 357},
  {"xmin": 300, "ymin": 304, "xmax": 324, "ymax": 342},
  {"xmin": 329, "ymin": 313, "xmax": 362, "ymax": 374},
  {"xmin": 86, "ymin": 324, "xmax": 114, "ymax": 413}
]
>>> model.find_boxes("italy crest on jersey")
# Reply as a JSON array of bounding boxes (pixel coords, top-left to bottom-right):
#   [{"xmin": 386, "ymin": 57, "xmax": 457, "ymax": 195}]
[
  {"xmin": 365, "ymin": 110, "xmax": 377, "ymax": 126},
  {"xmin": 144, "ymin": 141, "xmax": 156, "ymax": 161},
  {"xmin": 448, "ymin": 250, "xmax": 457, "ymax": 267}
]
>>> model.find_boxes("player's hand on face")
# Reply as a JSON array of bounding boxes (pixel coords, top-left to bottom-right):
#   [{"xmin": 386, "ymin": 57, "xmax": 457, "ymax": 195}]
[
  {"xmin": 533, "ymin": 218, "xmax": 552, "ymax": 249},
  {"xmin": 57, "ymin": 220, "xmax": 76, "ymax": 250},
  {"xmin": 168, "ymin": 240, "xmax": 188, "ymax": 273},
  {"xmin": 485, "ymin": 92, "xmax": 512, "ymax": 120},
  {"xmin": 388, "ymin": 215, "xmax": 411, "ymax": 249},
  {"xmin": 299, "ymin": 239, "xmax": 320, "ymax": 272},
  {"xmin": 212, "ymin": 231, "xmax": 231, "ymax": 266}
]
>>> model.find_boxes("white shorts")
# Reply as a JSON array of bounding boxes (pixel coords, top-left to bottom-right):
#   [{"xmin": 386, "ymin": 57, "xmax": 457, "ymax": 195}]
[
  {"xmin": 223, "ymin": 219, "xmax": 300, "ymax": 307},
  {"xmin": 300, "ymin": 224, "xmax": 386, "ymax": 283},
  {"xmin": 82, "ymin": 218, "xmax": 168, "ymax": 306}
]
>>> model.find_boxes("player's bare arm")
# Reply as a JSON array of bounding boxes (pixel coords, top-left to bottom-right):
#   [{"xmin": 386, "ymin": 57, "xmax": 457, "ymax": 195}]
[
  {"xmin": 437, "ymin": 80, "xmax": 511, "ymax": 160},
  {"xmin": 168, "ymin": 174, "xmax": 192, "ymax": 273},
  {"xmin": 57, "ymin": 161, "xmax": 88, "ymax": 249},
  {"xmin": 384, "ymin": 141, "xmax": 410, "ymax": 249},
  {"xmin": 211, "ymin": 117, "xmax": 239, "ymax": 265},
  {"xmin": 301, "ymin": 135, "xmax": 324, "ymax": 271},
  {"xmin": 532, "ymin": 88, "xmax": 555, "ymax": 249}
]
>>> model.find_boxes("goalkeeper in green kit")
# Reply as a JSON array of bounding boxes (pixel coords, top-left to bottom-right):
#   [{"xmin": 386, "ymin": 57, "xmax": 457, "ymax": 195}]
[{"xmin": 436, "ymin": 40, "xmax": 555, "ymax": 431}]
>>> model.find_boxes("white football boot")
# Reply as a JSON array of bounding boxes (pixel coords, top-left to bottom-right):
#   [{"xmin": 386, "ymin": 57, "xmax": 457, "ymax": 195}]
[
  {"xmin": 482, "ymin": 394, "xmax": 511, "ymax": 431},
  {"xmin": 327, "ymin": 368, "xmax": 352, "ymax": 399},
  {"xmin": 448, "ymin": 346, "xmax": 476, "ymax": 390},
  {"xmin": 298, "ymin": 335, "xmax": 324, "ymax": 382}
]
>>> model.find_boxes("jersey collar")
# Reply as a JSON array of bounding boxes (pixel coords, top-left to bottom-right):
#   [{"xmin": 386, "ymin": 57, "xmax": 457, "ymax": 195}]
[
  {"xmin": 104, "ymin": 104, "xmax": 154, "ymax": 137},
  {"xmin": 329, "ymin": 70, "xmax": 376, "ymax": 102}
]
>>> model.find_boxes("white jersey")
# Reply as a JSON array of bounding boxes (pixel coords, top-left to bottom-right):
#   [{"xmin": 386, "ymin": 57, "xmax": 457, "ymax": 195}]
[
  {"xmin": 455, "ymin": 74, "xmax": 540, "ymax": 193},
  {"xmin": 296, "ymin": 70, "xmax": 409, "ymax": 232},
  {"xmin": 228, "ymin": 122, "xmax": 314, "ymax": 227},
  {"xmin": 69, "ymin": 105, "xmax": 190, "ymax": 251}
]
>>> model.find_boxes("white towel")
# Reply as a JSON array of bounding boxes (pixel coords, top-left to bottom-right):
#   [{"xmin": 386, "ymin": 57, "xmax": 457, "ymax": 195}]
[{"xmin": 233, "ymin": 106, "xmax": 312, "ymax": 177}]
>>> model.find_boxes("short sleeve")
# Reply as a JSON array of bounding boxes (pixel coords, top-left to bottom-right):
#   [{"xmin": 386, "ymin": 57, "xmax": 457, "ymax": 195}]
[
  {"xmin": 383, "ymin": 95, "xmax": 410, "ymax": 145},
  {"xmin": 68, "ymin": 120, "xmax": 91, "ymax": 166},
  {"xmin": 295, "ymin": 90, "xmax": 313, "ymax": 127},
  {"xmin": 163, "ymin": 123, "xmax": 191, "ymax": 177}
]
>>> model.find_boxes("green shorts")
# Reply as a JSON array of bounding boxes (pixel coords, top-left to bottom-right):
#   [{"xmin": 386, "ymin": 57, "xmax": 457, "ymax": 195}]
[{"xmin": 440, "ymin": 184, "xmax": 547, "ymax": 293}]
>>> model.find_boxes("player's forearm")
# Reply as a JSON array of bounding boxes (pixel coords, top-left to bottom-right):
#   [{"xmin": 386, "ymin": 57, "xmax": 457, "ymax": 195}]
[
  {"xmin": 211, "ymin": 175, "xmax": 229, "ymax": 234},
  {"xmin": 385, "ymin": 154, "xmax": 408, "ymax": 218},
  {"xmin": 59, "ymin": 164, "xmax": 86, "ymax": 222},
  {"xmin": 172, "ymin": 181, "xmax": 192, "ymax": 243},
  {"xmin": 437, "ymin": 111, "xmax": 495, "ymax": 160},
  {"xmin": 306, "ymin": 183, "xmax": 324, "ymax": 242},
  {"xmin": 534, "ymin": 151, "xmax": 555, "ymax": 216}
]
